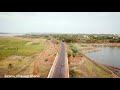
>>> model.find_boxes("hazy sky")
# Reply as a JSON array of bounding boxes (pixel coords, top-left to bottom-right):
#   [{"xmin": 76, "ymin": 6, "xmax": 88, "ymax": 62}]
[{"xmin": 0, "ymin": 12, "xmax": 120, "ymax": 34}]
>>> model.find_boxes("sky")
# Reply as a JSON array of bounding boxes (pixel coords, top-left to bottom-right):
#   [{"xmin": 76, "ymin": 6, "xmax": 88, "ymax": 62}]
[{"xmin": 0, "ymin": 12, "xmax": 120, "ymax": 34}]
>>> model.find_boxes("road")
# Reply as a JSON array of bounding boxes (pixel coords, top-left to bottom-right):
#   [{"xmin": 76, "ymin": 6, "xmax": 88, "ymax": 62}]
[{"xmin": 52, "ymin": 42, "xmax": 66, "ymax": 78}]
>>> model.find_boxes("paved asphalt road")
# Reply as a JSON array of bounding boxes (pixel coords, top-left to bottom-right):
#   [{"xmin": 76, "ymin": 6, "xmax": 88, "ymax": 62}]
[{"xmin": 52, "ymin": 42, "xmax": 66, "ymax": 78}]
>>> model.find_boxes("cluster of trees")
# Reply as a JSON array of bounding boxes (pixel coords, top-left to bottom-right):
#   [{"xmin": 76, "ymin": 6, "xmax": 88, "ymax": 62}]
[
  {"xmin": 109, "ymin": 38, "xmax": 120, "ymax": 43},
  {"xmin": 68, "ymin": 44, "xmax": 79, "ymax": 57},
  {"xmin": 51, "ymin": 34, "xmax": 120, "ymax": 43},
  {"xmin": 20, "ymin": 34, "xmax": 120, "ymax": 43},
  {"xmin": 51, "ymin": 34, "xmax": 80, "ymax": 43},
  {"xmin": 88, "ymin": 35, "xmax": 120, "ymax": 43},
  {"xmin": 20, "ymin": 34, "xmax": 50, "ymax": 39}
]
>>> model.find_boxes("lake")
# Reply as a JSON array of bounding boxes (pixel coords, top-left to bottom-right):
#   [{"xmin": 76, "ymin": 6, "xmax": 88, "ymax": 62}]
[
  {"xmin": 86, "ymin": 46, "xmax": 120, "ymax": 68},
  {"xmin": 0, "ymin": 33, "xmax": 25, "ymax": 36}
]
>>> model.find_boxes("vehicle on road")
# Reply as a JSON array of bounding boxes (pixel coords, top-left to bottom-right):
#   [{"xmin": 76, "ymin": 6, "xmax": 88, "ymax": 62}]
[{"xmin": 61, "ymin": 64, "xmax": 64, "ymax": 67}]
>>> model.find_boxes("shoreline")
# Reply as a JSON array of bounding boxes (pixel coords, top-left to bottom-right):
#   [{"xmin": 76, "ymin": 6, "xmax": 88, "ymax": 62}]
[
  {"xmin": 91, "ymin": 43, "xmax": 120, "ymax": 47},
  {"xmin": 78, "ymin": 45, "xmax": 101, "ymax": 54},
  {"xmin": 78, "ymin": 44, "xmax": 120, "ymax": 77},
  {"xmin": 82, "ymin": 48, "xmax": 101, "ymax": 54},
  {"xmin": 103, "ymin": 64, "xmax": 120, "ymax": 77},
  {"xmin": 79, "ymin": 43, "xmax": 120, "ymax": 54},
  {"xmin": 80, "ymin": 52, "xmax": 120, "ymax": 78}
]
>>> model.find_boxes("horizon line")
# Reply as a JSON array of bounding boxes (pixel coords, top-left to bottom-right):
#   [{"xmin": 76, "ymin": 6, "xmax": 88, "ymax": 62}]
[{"xmin": 0, "ymin": 32, "xmax": 120, "ymax": 35}]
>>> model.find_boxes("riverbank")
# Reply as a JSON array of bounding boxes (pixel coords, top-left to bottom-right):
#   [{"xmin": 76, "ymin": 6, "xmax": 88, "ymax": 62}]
[
  {"xmin": 74, "ymin": 43, "xmax": 101, "ymax": 54},
  {"xmin": 72, "ymin": 43, "xmax": 120, "ymax": 78},
  {"xmin": 69, "ymin": 54, "xmax": 113, "ymax": 78},
  {"xmin": 91, "ymin": 43, "xmax": 120, "ymax": 47},
  {"xmin": 81, "ymin": 53, "xmax": 120, "ymax": 78},
  {"xmin": 103, "ymin": 64, "xmax": 120, "ymax": 77},
  {"xmin": 75, "ymin": 43, "xmax": 120, "ymax": 53}
]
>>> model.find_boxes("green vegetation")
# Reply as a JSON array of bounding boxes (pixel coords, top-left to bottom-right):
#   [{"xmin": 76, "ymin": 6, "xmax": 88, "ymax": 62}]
[
  {"xmin": 51, "ymin": 34, "xmax": 79, "ymax": 43},
  {"xmin": 50, "ymin": 34, "xmax": 120, "ymax": 43},
  {"xmin": 19, "ymin": 33, "xmax": 120, "ymax": 43},
  {"xmin": 69, "ymin": 69, "xmax": 81, "ymax": 78},
  {"xmin": 20, "ymin": 34, "xmax": 50, "ymax": 40},
  {"xmin": 70, "ymin": 44, "xmax": 78, "ymax": 54},
  {"xmin": 0, "ymin": 38, "xmax": 44, "ymax": 60},
  {"xmin": 68, "ymin": 43, "xmax": 79, "ymax": 57}
]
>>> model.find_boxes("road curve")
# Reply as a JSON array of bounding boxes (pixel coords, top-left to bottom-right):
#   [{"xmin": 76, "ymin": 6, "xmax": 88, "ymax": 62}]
[{"xmin": 52, "ymin": 42, "xmax": 66, "ymax": 78}]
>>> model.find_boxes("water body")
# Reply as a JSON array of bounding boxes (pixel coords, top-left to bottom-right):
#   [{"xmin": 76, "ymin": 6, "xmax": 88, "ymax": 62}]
[
  {"xmin": 0, "ymin": 33, "xmax": 25, "ymax": 36},
  {"xmin": 86, "ymin": 46, "xmax": 120, "ymax": 68}
]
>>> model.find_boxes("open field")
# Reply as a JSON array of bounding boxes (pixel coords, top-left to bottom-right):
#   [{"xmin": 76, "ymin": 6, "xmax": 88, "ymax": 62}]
[
  {"xmin": 0, "ymin": 36, "xmax": 59, "ymax": 78},
  {"xmin": 0, "ymin": 37, "xmax": 44, "ymax": 60}
]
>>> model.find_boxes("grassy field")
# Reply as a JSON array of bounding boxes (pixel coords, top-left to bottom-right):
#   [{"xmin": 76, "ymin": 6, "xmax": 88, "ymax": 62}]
[
  {"xmin": 0, "ymin": 37, "xmax": 46, "ymax": 77},
  {"xmin": 0, "ymin": 37, "xmax": 44, "ymax": 60}
]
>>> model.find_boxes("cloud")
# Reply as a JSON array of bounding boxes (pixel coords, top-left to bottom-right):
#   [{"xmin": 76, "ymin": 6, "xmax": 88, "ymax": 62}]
[{"xmin": 0, "ymin": 12, "xmax": 120, "ymax": 34}]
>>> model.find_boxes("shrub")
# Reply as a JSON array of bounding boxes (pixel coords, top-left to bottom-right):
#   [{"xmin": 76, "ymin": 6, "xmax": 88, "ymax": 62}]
[
  {"xmin": 69, "ymin": 44, "xmax": 79, "ymax": 57},
  {"xmin": 45, "ymin": 59, "xmax": 48, "ymax": 61},
  {"xmin": 68, "ymin": 50, "xmax": 72, "ymax": 58},
  {"xmin": 8, "ymin": 63, "xmax": 13, "ymax": 69}
]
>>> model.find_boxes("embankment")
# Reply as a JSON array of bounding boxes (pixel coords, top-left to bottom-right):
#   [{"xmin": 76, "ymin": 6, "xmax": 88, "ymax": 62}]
[{"xmin": 80, "ymin": 52, "xmax": 120, "ymax": 78}]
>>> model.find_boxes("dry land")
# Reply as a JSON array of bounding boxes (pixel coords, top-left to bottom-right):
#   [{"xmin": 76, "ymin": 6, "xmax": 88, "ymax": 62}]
[{"xmin": 0, "ymin": 36, "xmax": 60, "ymax": 78}]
